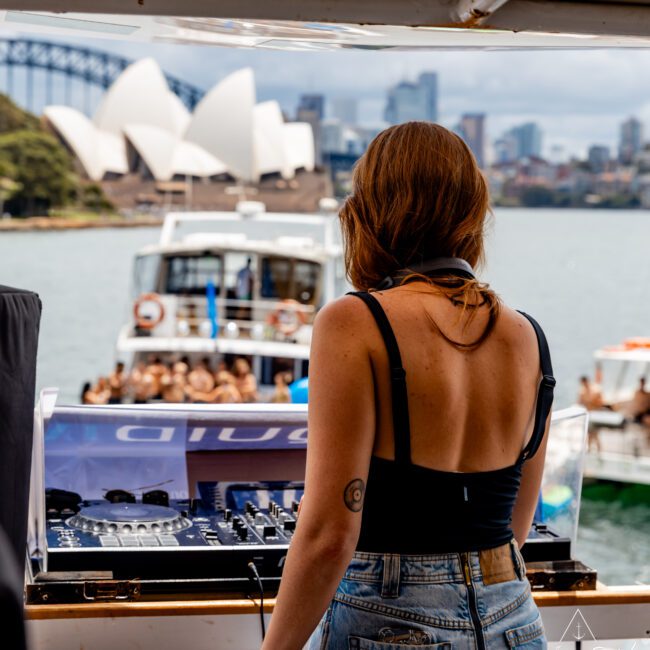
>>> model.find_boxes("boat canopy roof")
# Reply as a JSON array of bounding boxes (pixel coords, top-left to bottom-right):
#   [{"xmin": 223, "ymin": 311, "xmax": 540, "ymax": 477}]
[
  {"xmin": 6, "ymin": 1, "xmax": 650, "ymax": 49},
  {"xmin": 136, "ymin": 235, "xmax": 332, "ymax": 265},
  {"xmin": 138, "ymin": 207, "xmax": 339, "ymax": 263},
  {"xmin": 595, "ymin": 346, "xmax": 650, "ymax": 363}
]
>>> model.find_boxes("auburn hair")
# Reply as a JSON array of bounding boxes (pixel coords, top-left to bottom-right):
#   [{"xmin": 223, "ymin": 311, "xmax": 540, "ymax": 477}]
[{"xmin": 339, "ymin": 121, "xmax": 499, "ymax": 349}]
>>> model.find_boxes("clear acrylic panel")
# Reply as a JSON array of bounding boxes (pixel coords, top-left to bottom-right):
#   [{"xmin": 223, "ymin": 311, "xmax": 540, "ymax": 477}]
[{"xmin": 539, "ymin": 406, "xmax": 589, "ymax": 545}]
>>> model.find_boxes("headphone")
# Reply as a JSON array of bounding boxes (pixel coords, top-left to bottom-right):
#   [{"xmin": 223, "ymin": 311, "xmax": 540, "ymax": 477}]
[{"xmin": 376, "ymin": 257, "xmax": 475, "ymax": 291}]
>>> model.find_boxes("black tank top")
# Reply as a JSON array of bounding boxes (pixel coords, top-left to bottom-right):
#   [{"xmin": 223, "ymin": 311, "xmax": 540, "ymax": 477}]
[{"xmin": 349, "ymin": 291, "xmax": 555, "ymax": 554}]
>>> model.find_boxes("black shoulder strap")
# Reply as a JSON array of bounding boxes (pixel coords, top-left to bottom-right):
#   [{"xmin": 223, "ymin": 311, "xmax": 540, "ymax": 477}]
[
  {"xmin": 517, "ymin": 311, "xmax": 555, "ymax": 462},
  {"xmin": 348, "ymin": 291, "xmax": 412, "ymax": 464}
]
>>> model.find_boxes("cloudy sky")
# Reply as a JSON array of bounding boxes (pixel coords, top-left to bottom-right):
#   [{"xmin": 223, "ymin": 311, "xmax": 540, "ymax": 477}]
[{"xmin": 11, "ymin": 34, "xmax": 650, "ymax": 160}]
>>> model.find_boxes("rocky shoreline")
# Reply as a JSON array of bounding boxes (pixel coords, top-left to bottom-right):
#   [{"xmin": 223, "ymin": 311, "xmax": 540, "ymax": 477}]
[{"xmin": 0, "ymin": 215, "xmax": 164, "ymax": 232}]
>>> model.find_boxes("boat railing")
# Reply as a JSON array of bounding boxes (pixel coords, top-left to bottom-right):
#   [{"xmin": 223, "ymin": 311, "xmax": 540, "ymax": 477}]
[{"xmin": 133, "ymin": 295, "xmax": 317, "ymax": 341}]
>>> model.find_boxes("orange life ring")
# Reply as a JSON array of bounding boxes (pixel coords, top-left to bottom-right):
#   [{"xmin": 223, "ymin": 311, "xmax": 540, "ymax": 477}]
[
  {"xmin": 267, "ymin": 299, "xmax": 307, "ymax": 336},
  {"xmin": 133, "ymin": 293, "xmax": 165, "ymax": 330}
]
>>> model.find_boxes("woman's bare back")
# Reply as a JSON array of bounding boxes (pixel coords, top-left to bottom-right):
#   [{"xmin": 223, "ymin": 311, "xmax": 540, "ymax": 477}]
[{"xmin": 364, "ymin": 283, "xmax": 542, "ymax": 473}]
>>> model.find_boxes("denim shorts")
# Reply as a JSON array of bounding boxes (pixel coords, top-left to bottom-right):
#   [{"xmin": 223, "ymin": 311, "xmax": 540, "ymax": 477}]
[{"xmin": 307, "ymin": 541, "xmax": 545, "ymax": 649}]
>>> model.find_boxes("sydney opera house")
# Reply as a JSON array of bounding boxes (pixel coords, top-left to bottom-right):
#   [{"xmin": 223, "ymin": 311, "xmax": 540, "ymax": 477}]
[{"xmin": 43, "ymin": 58, "xmax": 315, "ymax": 185}]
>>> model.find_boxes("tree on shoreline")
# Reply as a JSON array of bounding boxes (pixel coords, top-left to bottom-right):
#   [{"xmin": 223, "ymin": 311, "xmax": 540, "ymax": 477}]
[
  {"xmin": 0, "ymin": 129, "xmax": 77, "ymax": 216},
  {"xmin": 0, "ymin": 94, "xmax": 77, "ymax": 216}
]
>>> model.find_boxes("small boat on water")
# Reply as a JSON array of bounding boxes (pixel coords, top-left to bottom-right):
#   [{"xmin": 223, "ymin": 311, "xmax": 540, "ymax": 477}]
[
  {"xmin": 583, "ymin": 340, "xmax": 650, "ymax": 487},
  {"xmin": 113, "ymin": 200, "xmax": 345, "ymax": 398}
]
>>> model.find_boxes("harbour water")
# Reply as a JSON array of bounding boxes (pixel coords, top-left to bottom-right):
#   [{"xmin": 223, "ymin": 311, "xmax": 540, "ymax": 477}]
[{"xmin": 0, "ymin": 207, "xmax": 649, "ymax": 585}]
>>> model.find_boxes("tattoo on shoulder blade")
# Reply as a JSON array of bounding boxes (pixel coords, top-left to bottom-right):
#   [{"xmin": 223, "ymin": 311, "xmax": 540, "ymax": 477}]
[{"xmin": 343, "ymin": 478, "xmax": 365, "ymax": 512}]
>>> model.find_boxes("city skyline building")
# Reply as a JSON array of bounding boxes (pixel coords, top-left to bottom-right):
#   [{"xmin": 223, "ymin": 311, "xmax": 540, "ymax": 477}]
[
  {"xmin": 321, "ymin": 118, "xmax": 346, "ymax": 155},
  {"xmin": 296, "ymin": 94, "xmax": 325, "ymax": 120},
  {"xmin": 457, "ymin": 113, "xmax": 486, "ymax": 168},
  {"xmin": 494, "ymin": 122, "xmax": 542, "ymax": 163},
  {"xmin": 296, "ymin": 93, "xmax": 325, "ymax": 165},
  {"xmin": 331, "ymin": 97, "xmax": 358, "ymax": 125},
  {"xmin": 588, "ymin": 145, "xmax": 610, "ymax": 172},
  {"xmin": 619, "ymin": 116, "xmax": 643, "ymax": 165},
  {"xmin": 510, "ymin": 122, "xmax": 543, "ymax": 159},
  {"xmin": 418, "ymin": 72, "xmax": 439, "ymax": 123},
  {"xmin": 384, "ymin": 71, "xmax": 438, "ymax": 125},
  {"xmin": 494, "ymin": 132, "xmax": 518, "ymax": 164}
]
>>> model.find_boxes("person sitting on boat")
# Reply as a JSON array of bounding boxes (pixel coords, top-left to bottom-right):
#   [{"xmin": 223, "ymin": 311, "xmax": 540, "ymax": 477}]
[
  {"xmin": 175, "ymin": 356, "xmax": 191, "ymax": 376},
  {"xmin": 107, "ymin": 361, "xmax": 127, "ymax": 405},
  {"xmin": 80, "ymin": 380, "xmax": 108, "ymax": 405},
  {"xmin": 578, "ymin": 375, "xmax": 605, "ymax": 411},
  {"xmin": 232, "ymin": 357, "xmax": 258, "ymax": 402},
  {"xmin": 144, "ymin": 355, "xmax": 167, "ymax": 400},
  {"xmin": 270, "ymin": 371, "xmax": 292, "ymax": 403},
  {"xmin": 186, "ymin": 357, "xmax": 216, "ymax": 403},
  {"xmin": 211, "ymin": 370, "xmax": 242, "ymax": 403},
  {"xmin": 631, "ymin": 376, "xmax": 650, "ymax": 425},
  {"xmin": 578, "ymin": 375, "xmax": 604, "ymax": 452},
  {"xmin": 263, "ymin": 121, "xmax": 553, "ymax": 649},
  {"xmin": 161, "ymin": 362, "xmax": 187, "ymax": 403},
  {"xmin": 128, "ymin": 362, "xmax": 156, "ymax": 404},
  {"xmin": 81, "ymin": 377, "xmax": 110, "ymax": 405}
]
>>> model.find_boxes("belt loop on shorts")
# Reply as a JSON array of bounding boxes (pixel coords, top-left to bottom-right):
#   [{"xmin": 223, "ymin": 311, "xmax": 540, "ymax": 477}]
[
  {"xmin": 509, "ymin": 538, "xmax": 524, "ymax": 581},
  {"xmin": 381, "ymin": 553, "xmax": 400, "ymax": 598}
]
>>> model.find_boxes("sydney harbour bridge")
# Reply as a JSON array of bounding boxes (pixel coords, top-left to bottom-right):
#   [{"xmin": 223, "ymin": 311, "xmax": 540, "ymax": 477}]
[{"xmin": 0, "ymin": 37, "xmax": 204, "ymax": 113}]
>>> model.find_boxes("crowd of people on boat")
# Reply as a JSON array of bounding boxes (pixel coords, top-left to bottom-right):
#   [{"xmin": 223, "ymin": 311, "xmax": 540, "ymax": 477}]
[{"xmin": 81, "ymin": 356, "xmax": 293, "ymax": 405}]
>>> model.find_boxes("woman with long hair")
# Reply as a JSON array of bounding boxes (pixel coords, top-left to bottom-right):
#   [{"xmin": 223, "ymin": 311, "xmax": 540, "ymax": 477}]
[{"xmin": 262, "ymin": 121, "xmax": 553, "ymax": 649}]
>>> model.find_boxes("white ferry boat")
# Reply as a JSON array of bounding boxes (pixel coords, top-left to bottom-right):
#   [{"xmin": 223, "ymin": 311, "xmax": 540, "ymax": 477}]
[{"xmin": 116, "ymin": 200, "xmax": 345, "ymax": 393}]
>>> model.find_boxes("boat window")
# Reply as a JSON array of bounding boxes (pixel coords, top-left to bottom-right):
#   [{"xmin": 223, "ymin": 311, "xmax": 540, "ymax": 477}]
[
  {"xmin": 165, "ymin": 254, "xmax": 222, "ymax": 295},
  {"xmin": 133, "ymin": 254, "xmax": 161, "ymax": 296},
  {"xmin": 294, "ymin": 260, "xmax": 320, "ymax": 304},
  {"xmin": 225, "ymin": 253, "xmax": 256, "ymax": 300},
  {"xmin": 260, "ymin": 257, "xmax": 320, "ymax": 304},
  {"xmin": 261, "ymin": 257, "xmax": 292, "ymax": 299}
]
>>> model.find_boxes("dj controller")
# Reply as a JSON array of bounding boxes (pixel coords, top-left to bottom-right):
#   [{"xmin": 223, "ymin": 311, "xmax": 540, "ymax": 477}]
[{"xmin": 44, "ymin": 482, "xmax": 302, "ymax": 583}]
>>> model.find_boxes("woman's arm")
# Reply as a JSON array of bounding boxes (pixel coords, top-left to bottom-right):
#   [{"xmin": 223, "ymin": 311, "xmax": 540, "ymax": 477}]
[
  {"xmin": 510, "ymin": 411, "xmax": 552, "ymax": 548},
  {"xmin": 262, "ymin": 296, "xmax": 376, "ymax": 650}
]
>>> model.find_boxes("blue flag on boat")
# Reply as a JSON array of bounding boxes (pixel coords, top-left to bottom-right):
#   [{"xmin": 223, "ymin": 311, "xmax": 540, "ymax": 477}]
[{"xmin": 206, "ymin": 278, "xmax": 218, "ymax": 338}]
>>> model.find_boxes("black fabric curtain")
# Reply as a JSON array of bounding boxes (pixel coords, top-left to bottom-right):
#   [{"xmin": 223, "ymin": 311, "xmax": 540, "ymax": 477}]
[
  {"xmin": 0, "ymin": 525, "xmax": 27, "ymax": 650},
  {"xmin": 0, "ymin": 285, "xmax": 41, "ymax": 568}
]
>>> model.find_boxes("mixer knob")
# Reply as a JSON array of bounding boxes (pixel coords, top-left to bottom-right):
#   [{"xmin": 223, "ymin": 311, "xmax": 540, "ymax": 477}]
[
  {"xmin": 237, "ymin": 526, "xmax": 248, "ymax": 540},
  {"xmin": 263, "ymin": 525, "xmax": 276, "ymax": 539},
  {"xmin": 232, "ymin": 517, "xmax": 243, "ymax": 530},
  {"xmin": 245, "ymin": 501, "xmax": 254, "ymax": 514},
  {"xmin": 278, "ymin": 512, "xmax": 287, "ymax": 523},
  {"xmin": 283, "ymin": 519, "xmax": 296, "ymax": 532},
  {"xmin": 105, "ymin": 489, "xmax": 136, "ymax": 504},
  {"xmin": 223, "ymin": 509, "xmax": 232, "ymax": 522},
  {"xmin": 291, "ymin": 500, "xmax": 300, "ymax": 514},
  {"xmin": 254, "ymin": 513, "xmax": 265, "ymax": 525}
]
